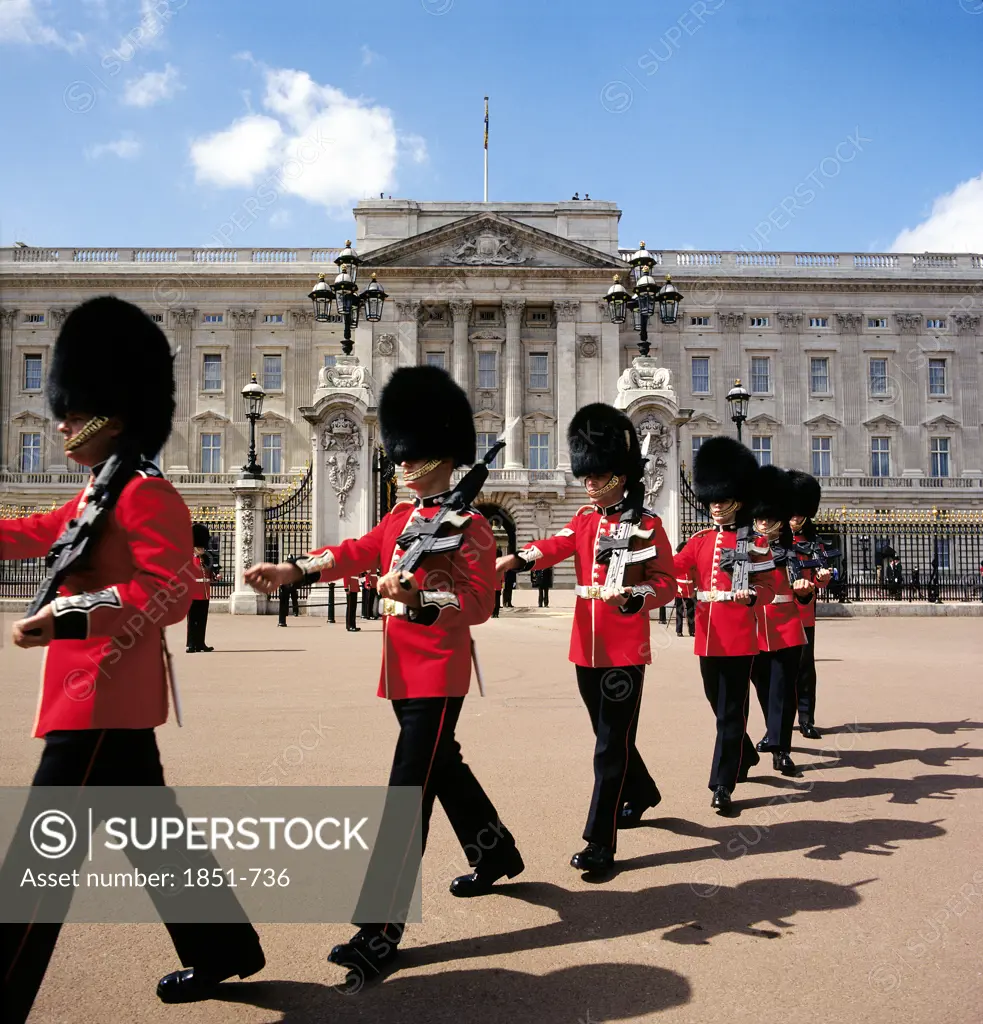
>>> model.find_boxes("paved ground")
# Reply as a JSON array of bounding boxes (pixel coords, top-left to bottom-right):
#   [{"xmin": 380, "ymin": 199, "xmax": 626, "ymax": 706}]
[{"xmin": 1, "ymin": 609, "xmax": 982, "ymax": 1024}]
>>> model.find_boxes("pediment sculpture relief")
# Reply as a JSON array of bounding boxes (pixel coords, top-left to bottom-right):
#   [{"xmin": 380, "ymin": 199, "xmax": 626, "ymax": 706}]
[{"xmin": 440, "ymin": 226, "xmax": 530, "ymax": 266}]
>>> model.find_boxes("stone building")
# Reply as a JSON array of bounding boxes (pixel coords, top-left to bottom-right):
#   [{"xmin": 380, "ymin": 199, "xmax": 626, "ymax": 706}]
[{"xmin": 2, "ymin": 198, "xmax": 982, "ymax": 590}]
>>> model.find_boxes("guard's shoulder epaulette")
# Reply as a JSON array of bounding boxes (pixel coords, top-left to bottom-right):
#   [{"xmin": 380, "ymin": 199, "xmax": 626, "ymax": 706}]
[
  {"xmin": 690, "ymin": 526, "xmax": 715, "ymax": 539},
  {"xmin": 135, "ymin": 460, "xmax": 164, "ymax": 479},
  {"xmin": 642, "ymin": 507, "xmax": 661, "ymax": 520},
  {"xmin": 577, "ymin": 504, "xmax": 595, "ymax": 516}
]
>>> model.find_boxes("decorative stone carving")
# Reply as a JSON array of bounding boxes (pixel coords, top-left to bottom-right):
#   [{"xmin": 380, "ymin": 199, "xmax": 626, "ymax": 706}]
[
  {"xmin": 320, "ymin": 413, "xmax": 363, "ymax": 519},
  {"xmin": 290, "ymin": 309, "xmax": 314, "ymax": 328},
  {"xmin": 617, "ymin": 357, "xmax": 672, "ymax": 394},
  {"xmin": 578, "ymin": 335, "xmax": 598, "ymax": 358},
  {"xmin": 502, "ymin": 297, "xmax": 526, "ymax": 322},
  {"xmin": 470, "ymin": 330, "xmax": 504, "ymax": 341},
  {"xmin": 554, "ymin": 299, "xmax": 580, "ymax": 323},
  {"xmin": 449, "ymin": 298, "xmax": 473, "ymax": 321},
  {"xmin": 440, "ymin": 226, "xmax": 529, "ymax": 265},
  {"xmin": 0, "ymin": 308, "xmax": 18, "ymax": 328},
  {"xmin": 394, "ymin": 298, "xmax": 421, "ymax": 321},
  {"xmin": 229, "ymin": 308, "xmax": 256, "ymax": 330},
  {"xmin": 239, "ymin": 497, "xmax": 254, "ymax": 572},
  {"xmin": 836, "ymin": 313, "xmax": 863, "ymax": 332},
  {"xmin": 532, "ymin": 500, "xmax": 552, "ymax": 533},
  {"xmin": 376, "ymin": 333, "xmax": 396, "ymax": 356},
  {"xmin": 777, "ymin": 312, "xmax": 802, "ymax": 329},
  {"xmin": 171, "ymin": 308, "xmax": 196, "ymax": 327},
  {"xmin": 637, "ymin": 416, "xmax": 672, "ymax": 504},
  {"xmin": 49, "ymin": 308, "xmax": 69, "ymax": 328},
  {"xmin": 596, "ymin": 298, "xmax": 612, "ymax": 321},
  {"xmin": 954, "ymin": 315, "xmax": 981, "ymax": 335},
  {"xmin": 894, "ymin": 313, "xmax": 922, "ymax": 333},
  {"xmin": 718, "ymin": 312, "xmax": 744, "ymax": 331},
  {"xmin": 318, "ymin": 355, "xmax": 367, "ymax": 390},
  {"xmin": 477, "ymin": 391, "xmax": 496, "ymax": 411}
]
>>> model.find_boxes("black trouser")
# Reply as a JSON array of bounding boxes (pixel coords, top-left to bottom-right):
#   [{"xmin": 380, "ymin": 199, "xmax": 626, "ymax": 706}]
[
  {"xmin": 538, "ymin": 586, "xmax": 550, "ymax": 607},
  {"xmin": 361, "ymin": 587, "xmax": 371, "ymax": 619},
  {"xmin": 186, "ymin": 599, "xmax": 209, "ymax": 650},
  {"xmin": 503, "ymin": 581, "xmax": 514, "ymax": 608},
  {"xmin": 492, "ymin": 591, "xmax": 501, "ymax": 618},
  {"xmin": 346, "ymin": 592, "xmax": 359, "ymax": 629},
  {"xmin": 278, "ymin": 585, "xmax": 299, "ymax": 625},
  {"xmin": 355, "ymin": 697, "xmax": 519, "ymax": 943},
  {"xmin": 796, "ymin": 626, "xmax": 818, "ymax": 728},
  {"xmin": 0, "ymin": 729, "xmax": 263, "ymax": 1024},
  {"xmin": 700, "ymin": 656, "xmax": 757, "ymax": 792},
  {"xmin": 752, "ymin": 646, "xmax": 803, "ymax": 753},
  {"xmin": 575, "ymin": 665, "xmax": 656, "ymax": 852},
  {"xmin": 674, "ymin": 597, "xmax": 695, "ymax": 636}
]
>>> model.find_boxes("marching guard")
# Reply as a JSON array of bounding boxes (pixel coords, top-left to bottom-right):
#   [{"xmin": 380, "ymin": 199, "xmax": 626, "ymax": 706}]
[
  {"xmin": 0, "ymin": 297, "xmax": 265, "ymax": 1021},
  {"xmin": 786, "ymin": 470, "xmax": 832, "ymax": 738},
  {"xmin": 186, "ymin": 522, "xmax": 217, "ymax": 652},
  {"xmin": 749, "ymin": 466, "xmax": 814, "ymax": 776},
  {"xmin": 245, "ymin": 365, "xmax": 523, "ymax": 984},
  {"xmin": 673, "ymin": 437, "xmax": 778, "ymax": 814},
  {"xmin": 497, "ymin": 403, "xmax": 676, "ymax": 875}
]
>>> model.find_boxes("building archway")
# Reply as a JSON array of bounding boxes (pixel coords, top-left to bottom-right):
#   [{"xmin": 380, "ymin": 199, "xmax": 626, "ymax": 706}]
[{"xmin": 476, "ymin": 502, "xmax": 517, "ymax": 555}]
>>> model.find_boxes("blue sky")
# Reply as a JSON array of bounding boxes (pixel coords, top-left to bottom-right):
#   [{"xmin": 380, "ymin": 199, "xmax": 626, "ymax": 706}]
[{"xmin": 1, "ymin": 0, "xmax": 981, "ymax": 252}]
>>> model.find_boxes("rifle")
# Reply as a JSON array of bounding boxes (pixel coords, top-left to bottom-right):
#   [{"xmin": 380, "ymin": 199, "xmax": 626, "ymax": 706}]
[
  {"xmin": 793, "ymin": 539, "xmax": 840, "ymax": 571},
  {"xmin": 394, "ymin": 441, "xmax": 506, "ymax": 587},
  {"xmin": 718, "ymin": 525, "xmax": 776, "ymax": 593},
  {"xmin": 24, "ymin": 451, "xmax": 140, "ymax": 621},
  {"xmin": 594, "ymin": 476, "xmax": 661, "ymax": 590}
]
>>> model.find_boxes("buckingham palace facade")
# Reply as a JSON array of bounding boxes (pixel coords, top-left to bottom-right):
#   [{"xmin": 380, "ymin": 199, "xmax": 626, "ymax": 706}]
[{"xmin": 2, "ymin": 199, "xmax": 982, "ymax": 534}]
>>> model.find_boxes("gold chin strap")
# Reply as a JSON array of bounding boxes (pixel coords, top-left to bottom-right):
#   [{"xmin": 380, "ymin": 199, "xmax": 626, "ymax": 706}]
[
  {"xmin": 587, "ymin": 474, "xmax": 622, "ymax": 499},
  {"xmin": 711, "ymin": 500, "xmax": 740, "ymax": 525},
  {"xmin": 64, "ymin": 415, "xmax": 110, "ymax": 452},
  {"xmin": 402, "ymin": 457, "xmax": 444, "ymax": 482}
]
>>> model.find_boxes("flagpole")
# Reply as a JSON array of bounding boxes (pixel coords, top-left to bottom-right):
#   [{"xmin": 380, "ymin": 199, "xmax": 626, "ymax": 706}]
[{"xmin": 483, "ymin": 95, "xmax": 488, "ymax": 202}]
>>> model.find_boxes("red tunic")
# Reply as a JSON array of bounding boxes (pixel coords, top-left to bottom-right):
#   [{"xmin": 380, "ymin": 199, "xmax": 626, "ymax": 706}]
[
  {"xmin": 294, "ymin": 499, "xmax": 494, "ymax": 699},
  {"xmin": 753, "ymin": 539, "xmax": 808, "ymax": 652},
  {"xmin": 673, "ymin": 526, "xmax": 779, "ymax": 657},
  {"xmin": 188, "ymin": 552, "xmax": 214, "ymax": 601},
  {"xmin": 791, "ymin": 532, "xmax": 829, "ymax": 628},
  {"xmin": 518, "ymin": 503, "xmax": 677, "ymax": 668},
  {"xmin": 0, "ymin": 470, "xmax": 193, "ymax": 737}
]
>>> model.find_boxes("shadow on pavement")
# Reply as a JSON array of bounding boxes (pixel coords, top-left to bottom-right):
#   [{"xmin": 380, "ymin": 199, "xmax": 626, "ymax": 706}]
[
  {"xmin": 822, "ymin": 719, "xmax": 983, "ymax": 736},
  {"xmin": 792, "ymin": 744, "xmax": 983, "ymax": 772},
  {"xmin": 216, "ymin": 962, "xmax": 691, "ymax": 1023},
  {"xmin": 737, "ymin": 773, "xmax": 983, "ymax": 807}
]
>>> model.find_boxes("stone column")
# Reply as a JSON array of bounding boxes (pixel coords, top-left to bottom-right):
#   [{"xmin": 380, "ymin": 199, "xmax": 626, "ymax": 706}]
[
  {"xmin": 449, "ymin": 299, "xmax": 473, "ymax": 392},
  {"xmin": 597, "ymin": 299, "xmax": 622, "ymax": 404},
  {"xmin": 778, "ymin": 313, "xmax": 804, "ymax": 467},
  {"xmin": 230, "ymin": 476, "xmax": 271, "ymax": 614},
  {"xmin": 955, "ymin": 315, "xmax": 981, "ymax": 473},
  {"xmin": 290, "ymin": 309, "xmax": 314, "ymax": 471},
  {"xmin": 717, "ymin": 311, "xmax": 744, "ymax": 391},
  {"xmin": 168, "ymin": 308, "xmax": 195, "ymax": 472},
  {"xmin": 0, "ymin": 308, "xmax": 18, "ymax": 472},
  {"xmin": 502, "ymin": 297, "xmax": 525, "ymax": 468},
  {"xmin": 229, "ymin": 308, "xmax": 256, "ymax": 467},
  {"xmin": 554, "ymin": 299, "xmax": 580, "ymax": 472},
  {"xmin": 836, "ymin": 314, "xmax": 864, "ymax": 475},
  {"xmin": 895, "ymin": 314, "xmax": 923, "ymax": 473},
  {"xmin": 394, "ymin": 298, "xmax": 421, "ymax": 369}
]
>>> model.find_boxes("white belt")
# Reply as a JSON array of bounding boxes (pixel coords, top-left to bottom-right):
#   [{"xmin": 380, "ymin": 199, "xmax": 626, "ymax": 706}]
[
  {"xmin": 575, "ymin": 584, "xmax": 606, "ymax": 600},
  {"xmin": 195, "ymin": 578, "xmax": 207, "ymax": 583},
  {"xmin": 380, "ymin": 598, "xmax": 408, "ymax": 617},
  {"xmin": 697, "ymin": 590, "xmax": 739, "ymax": 602},
  {"xmin": 771, "ymin": 594, "xmax": 794, "ymax": 604}
]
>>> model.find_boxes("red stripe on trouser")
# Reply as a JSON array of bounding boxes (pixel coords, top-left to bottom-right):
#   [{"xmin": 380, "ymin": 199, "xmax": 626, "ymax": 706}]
[
  {"xmin": 383, "ymin": 699, "xmax": 449, "ymax": 929},
  {"xmin": 4, "ymin": 730, "xmax": 108, "ymax": 984},
  {"xmin": 733, "ymin": 661, "xmax": 754, "ymax": 784},
  {"xmin": 609, "ymin": 674, "xmax": 644, "ymax": 847}
]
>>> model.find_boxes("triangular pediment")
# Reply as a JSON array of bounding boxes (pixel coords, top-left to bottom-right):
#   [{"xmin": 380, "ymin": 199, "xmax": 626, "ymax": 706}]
[
  {"xmin": 746, "ymin": 413, "xmax": 781, "ymax": 428},
  {"xmin": 803, "ymin": 413, "xmax": 842, "ymax": 431},
  {"xmin": 191, "ymin": 410, "xmax": 231, "ymax": 424},
  {"xmin": 362, "ymin": 212, "xmax": 625, "ymax": 270},
  {"xmin": 863, "ymin": 413, "xmax": 901, "ymax": 430},
  {"xmin": 687, "ymin": 412, "xmax": 721, "ymax": 428},
  {"xmin": 923, "ymin": 414, "xmax": 960, "ymax": 430}
]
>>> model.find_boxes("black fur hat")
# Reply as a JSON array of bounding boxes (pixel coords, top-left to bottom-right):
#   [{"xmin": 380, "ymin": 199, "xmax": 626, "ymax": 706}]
[
  {"xmin": 751, "ymin": 465, "xmax": 793, "ymax": 523},
  {"xmin": 693, "ymin": 436, "xmax": 759, "ymax": 506},
  {"xmin": 192, "ymin": 523, "xmax": 210, "ymax": 547},
  {"xmin": 787, "ymin": 469, "xmax": 822, "ymax": 519},
  {"xmin": 379, "ymin": 365, "xmax": 476, "ymax": 467},
  {"xmin": 568, "ymin": 403, "xmax": 643, "ymax": 483},
  {"xmin": 47, "ymin": 296, "xmax": 175, "ymax": 457}
]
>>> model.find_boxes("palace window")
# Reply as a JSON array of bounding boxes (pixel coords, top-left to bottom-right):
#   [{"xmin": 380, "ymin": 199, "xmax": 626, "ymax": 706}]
[
  {"xmin": 203, "ymin": 314, "xmax": 223, "ymax": 324},
  {"xmin": 809, "ymin": 317, "xmax": 829, "ymax": 328},
  {"xmin": 425, "ymin": 351, "xmax": 446, "ymax": 370},
  {"xmin": 871, "ymin": 436, "xmax": 890, "ymax": 477},
  {"xmin": 24, "ymin": 313, "xmax": 44, "ymax": 324},
  {"xmin": 477, "ymin": 351, "xmax": 497, "ymax": 389},
  {"xmin": 426, "ymin": 308, "xmax": 446, "ymax": 322},
  {"xmin": 928, "ymin": 358, "xmax": 947, "ymax": 396},
  {"xmin": 528, "ymin": 310, "xmax": 549, "ymax": 324},
  {"xmin": 478, "ymin": 310, "xmax": 497, "ymax": 322},
  {"xmin": 202, "ymin": 354, "xmax": 222, "ymax": 391},
  {"xmin": 690, "ymin": 316, "xmax": 710, "ymax": 327},
  {"xmin": 263, "ymin": 354, "xmax": 282, "ymax": 391},
  {"xmin": 475, "ymin": 432, "xmax": 503, "ymax": 468},
  {"xmin": 750, "ymin": 356, "xmax": 771, "ymax": 393},
  {"xmin": 23, "ymin": 354, "xmax": 42, "ymax": 391},
  {"xmin": 261, "ymin": 434, "xmax": 282, "ymax": 474},
  {"xmin": 528, "ymin": 432, "xmax": 550, "ymax": 470},
  {"xmin": 529, "ymin": 352, "xmax": 549, "ymax": 390},
  {"xmin": 149, "ymin": 312, "xmax": 164, "ymax": 323},
  {"xmin": 869, "ymin": 358, "xmax": 888, "ymax": 396},
  {"xmin": 691, "ymin": 434, "xmax": 710, "ymax": 466},
  {"xmin": 926, "ymin": 318, "xmax": 947, "ymax": 330},
  {"xmin": 868, "ymin": 317, "xmax": 888, "ymax": 329},
  {"xmin": 20, "ymin": 432, "xmax": 42, "ymax": 472},
  {"xmin": 930, "ymin": 437, "xmax": 950, "ymax": 478},
  {"xmin": 749, "ymin": 317, "xmax": 770, "ymax": 328},
  {"xmin": 200, "ymin": 433, "xmax": 222, "ymax": 473},
  {"xmin": 752, "ymin": 436, "xmax": 772, "ymax": 467},
  {"xmin": 811, "ymin": 436, "xmax": 832, "ymax": 477},
  {"xmin": 810, "ymin": 357, "xmax": 831, "ymax": 394},
  {"xmin": 691, "ymin": 356, "xmax": 710, "ymax": 394},
  {"xmin": 263, "ymin": 314, "xmax": 284, "ymax": 324},
  {"xmin": 323, "ymin": 354, "xmax": 336, "ymax": 368}
]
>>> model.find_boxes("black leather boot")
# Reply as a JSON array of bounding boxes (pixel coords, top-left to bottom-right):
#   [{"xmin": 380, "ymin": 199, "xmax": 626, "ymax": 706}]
[
  {"xmin": 773, "ymin": 751, "xmax": 799, "ymax": 776},
  {"xmin": 800, "ymin": 723, "xmax": 822, "ymax": 739},
  {"xmin": 570, "ymin": 843, "xmax": 614, "ymax": 874},
  {"xmin": 710, "ymin": 786, "xmax": 733, "ymax": 813},
  {"xmin": 755, "ymin": 735, "xmax": 770, "ymax": 752},
  {"xmin": 157, "ymin": 950, "xmax": 265, "ymax": 1004},
  {"xmin": 449, "ymin": 847, "xmax": 524, "ymax": 896},
  {"xmin": 619, "ymin": 785, "xmax": 662, "ymax": 828},
  {"xmin": 327, "ymin": 928, "xmax": 400, "ymax": 980}
]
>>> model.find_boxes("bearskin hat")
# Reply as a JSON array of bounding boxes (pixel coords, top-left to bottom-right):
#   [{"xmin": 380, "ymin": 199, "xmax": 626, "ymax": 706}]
[
  {"xmin": 568, "ymin": 403, "xmax": 644, "ymax": 484},
  {"xmin": 192, "ymin": 523, "xmax": 211, "ymax": 548},
  {"xmin": 786, "ymin": 469, "xmax": 822, "ymax": 519},
  {"xmin": 751, "ymin": 465, "xmax": 793, "ymax": 524},
  {"xmin": 379, "ymin": 365, "xmax": 476, "ymax": 467},
  {"xmin": 693, "ymin": 436, "xmax": 759, "ymax": 506},
  {"xmin": 47, "ymin": 296, "xmax": 175, "ymax": 457}
]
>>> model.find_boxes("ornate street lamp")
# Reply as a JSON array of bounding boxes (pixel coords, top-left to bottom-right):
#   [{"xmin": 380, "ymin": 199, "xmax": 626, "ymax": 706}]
[
  {"xmin": 241, "ymin": 372, "xmax": 266, "ymax": 479},
  {"xmin": 725, "ymin": 378, "xmax": 751, "ymax": 442},
  {"xmin": 308, "ymin": 240, "xmax": 387, "ymax": 356},
  {"xmin": 604, "ymin": 242, "xmax": 683, "ymax": 358}
]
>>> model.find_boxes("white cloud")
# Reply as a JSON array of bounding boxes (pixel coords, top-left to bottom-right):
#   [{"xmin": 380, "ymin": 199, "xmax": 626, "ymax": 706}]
[
  {"xmin": 0, "ymin": 0, "xmax": 85, "ymax": 51},
  {"xmin": 360, "ymin": 44, "xmax": 381, "ymax": 66},
  {"xmin": 189, "ymin": 67, "xmax": 427, "ymax": 210},
  {"xmin": 86, "ymin": 136, "xmax": 142, "ymax": 160},
  {"xmin": 269, "ymin": 208, "xmax": 292, "ymax": 228},
  {"xmin": 891, "ymin": 172, "xmax": 983, "ymax": 253},
  {"xmin": 122, "ymin": 63, "xmax": 181, "ymax": 106}
]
